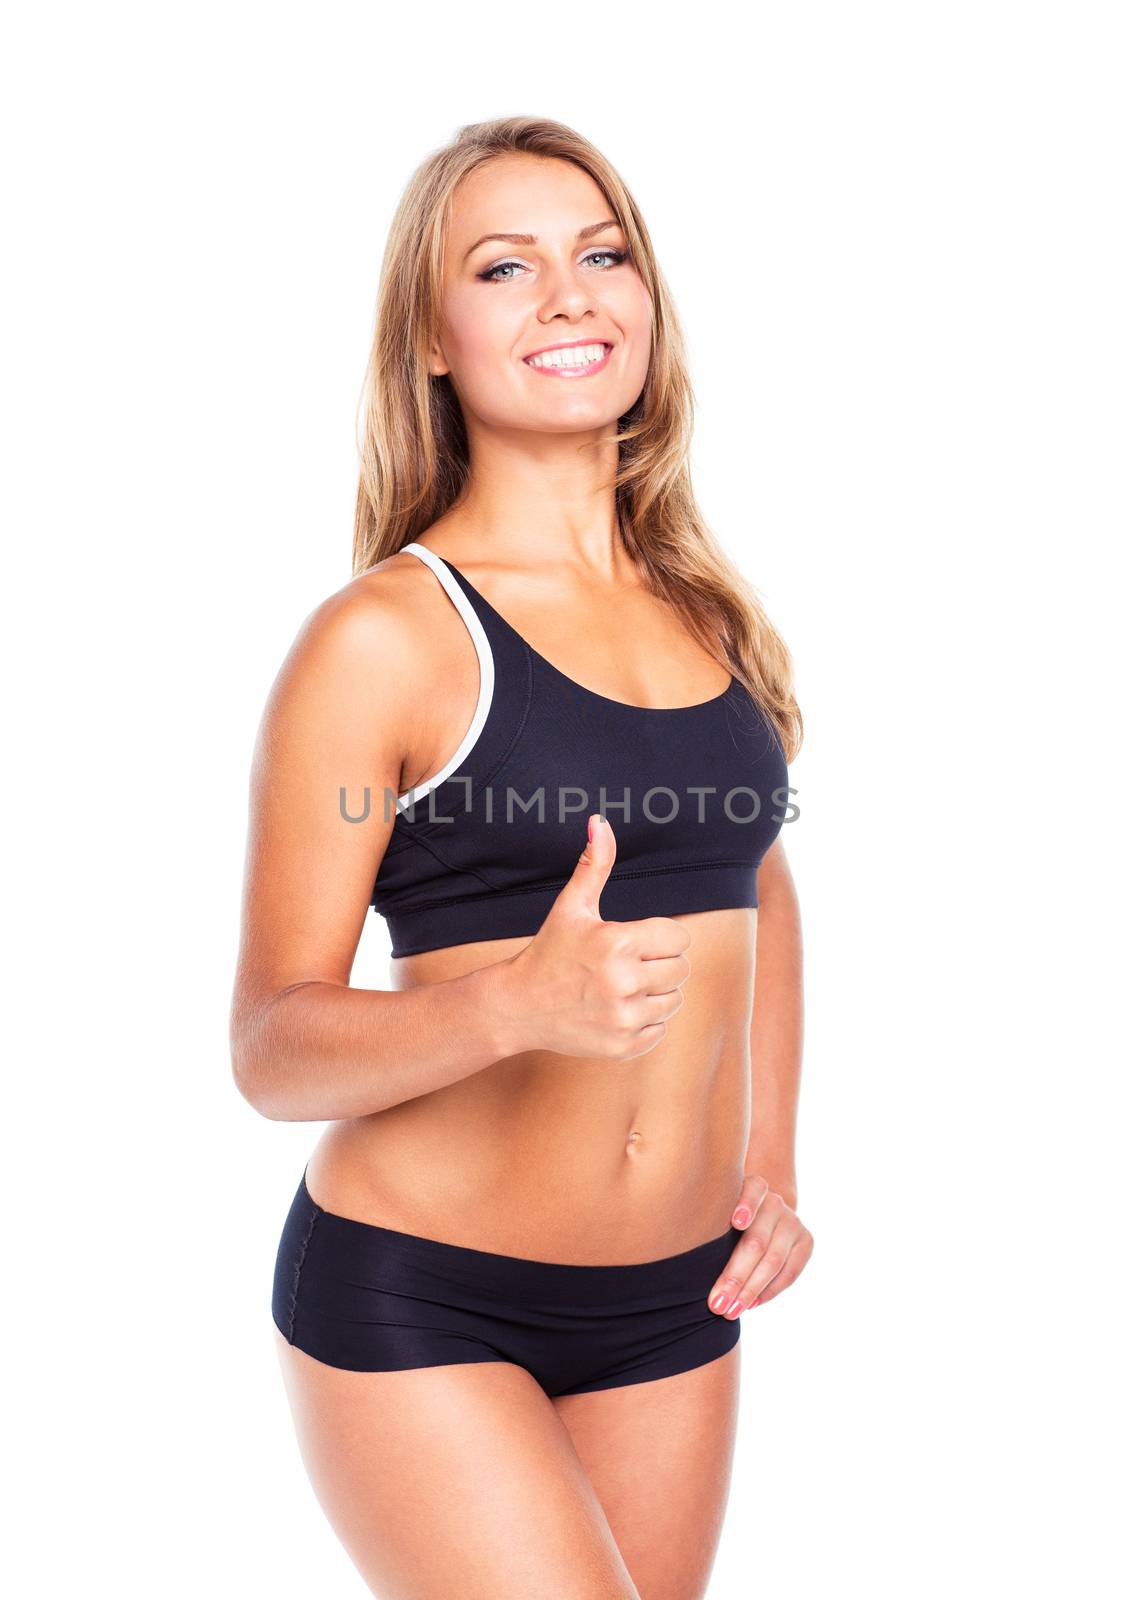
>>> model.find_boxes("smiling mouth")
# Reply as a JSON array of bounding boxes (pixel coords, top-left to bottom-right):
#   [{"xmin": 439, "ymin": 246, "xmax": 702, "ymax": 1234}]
[{"xmin": 523, "ymin": 342, "xmax": 613, "ymax": 377}]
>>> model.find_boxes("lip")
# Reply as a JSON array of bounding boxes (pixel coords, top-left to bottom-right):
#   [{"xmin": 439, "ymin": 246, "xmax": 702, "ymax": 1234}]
[{"xmin": 522, "ymin": 338, "xmax": 613, "ymax": 378}]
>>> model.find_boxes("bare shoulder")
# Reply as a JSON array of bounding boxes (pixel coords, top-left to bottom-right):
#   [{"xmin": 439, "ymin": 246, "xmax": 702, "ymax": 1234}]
[{"xmin": 267, "ymin": 547, "xmax": 444, "ymax": 718}]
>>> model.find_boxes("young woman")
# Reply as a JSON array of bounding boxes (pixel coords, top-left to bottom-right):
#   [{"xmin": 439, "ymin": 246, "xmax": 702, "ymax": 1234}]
[{"xmin": 231, "ymin": 116, "xmax": 810, "ymax": 1600}]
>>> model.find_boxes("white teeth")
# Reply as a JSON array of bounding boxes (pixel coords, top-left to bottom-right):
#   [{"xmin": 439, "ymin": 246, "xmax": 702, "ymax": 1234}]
[{"xmin": 526, "ymin": 343, "xmax": 608, "ymax": 369}]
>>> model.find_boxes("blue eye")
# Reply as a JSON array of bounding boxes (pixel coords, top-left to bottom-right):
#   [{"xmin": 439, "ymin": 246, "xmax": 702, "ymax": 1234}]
[
  {"xmin": 583, "ymin": 249, "xmax": 627, "ymax": 270},
  {"xmin": 478, "ymin": 260, "xmax": 525, "ymax": 283},
  {"xmin": 477, "ymin": 249, "xmax": 628, "ymax": 283}
]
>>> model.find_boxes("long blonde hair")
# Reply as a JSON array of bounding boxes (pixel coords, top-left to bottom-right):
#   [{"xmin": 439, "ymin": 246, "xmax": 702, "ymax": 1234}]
[{"xmin": 352, "ymin": 116, "xmax": 802, "ymax": 762}]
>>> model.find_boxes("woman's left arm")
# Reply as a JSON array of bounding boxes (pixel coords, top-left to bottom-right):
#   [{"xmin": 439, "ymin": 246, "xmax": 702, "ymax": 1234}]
[
  {"xmin": 743, "ymin": 838, "xmax": 803, "ymax": 1210},
  {"xmin": 706, "ymin": 837, "xmax": 813, "ymax": 1316}
]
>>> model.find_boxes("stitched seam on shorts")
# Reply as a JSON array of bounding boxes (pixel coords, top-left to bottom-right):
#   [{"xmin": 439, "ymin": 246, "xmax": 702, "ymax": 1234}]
[{"xmin": 288, "ymin": 1207, "xmax": 320, "ymax": 1344}]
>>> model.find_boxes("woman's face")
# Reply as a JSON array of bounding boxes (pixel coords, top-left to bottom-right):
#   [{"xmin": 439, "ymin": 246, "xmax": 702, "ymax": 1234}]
[{"xmin": 430, "ymin": 154, "xmax": 653, "ymax": 437}]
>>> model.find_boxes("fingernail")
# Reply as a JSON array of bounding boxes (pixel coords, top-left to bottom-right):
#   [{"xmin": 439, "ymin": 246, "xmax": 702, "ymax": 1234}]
[
  {"xmin": 733, "ymin": 1208, "xmax": 751, "ymax": 1227},
  {"xmin": 710, "ymin": 1292, "xmax": 728, "ymax": 1312},
  {"xmin": 726, "ymin": 1299, "xmax": 743, "ymax": 1317}
]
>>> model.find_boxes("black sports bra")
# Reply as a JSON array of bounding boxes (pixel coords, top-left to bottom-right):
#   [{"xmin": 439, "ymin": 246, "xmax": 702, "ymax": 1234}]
[{"xmin": 371, "ymin": 541, "xmax": 790, "ymax": 957}]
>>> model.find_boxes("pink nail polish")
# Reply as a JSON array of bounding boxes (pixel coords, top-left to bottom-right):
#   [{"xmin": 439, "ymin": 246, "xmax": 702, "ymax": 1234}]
[
  {"xmin": 733, "ymin": 1208, "xmax": 751, "ymax": 1227},
  {"xmin": 726, "ymin": 1299, "xmax": 742, "ymax": 1317},
  {"xmin": 710, "ymin": 1292, "xmax": 728, "ymax": 1312}
]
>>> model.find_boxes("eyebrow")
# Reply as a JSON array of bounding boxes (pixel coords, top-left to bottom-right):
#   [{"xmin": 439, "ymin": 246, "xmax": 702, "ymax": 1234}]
[{"xmin": 462, "ymin": 218, "xmax": 622, "ymax": 264}]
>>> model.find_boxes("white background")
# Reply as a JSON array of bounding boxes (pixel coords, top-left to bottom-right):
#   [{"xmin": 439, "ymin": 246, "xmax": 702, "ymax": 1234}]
[{"xmin": 5, "ymin": 2, "xmax": 1129, "ymax": 1595}]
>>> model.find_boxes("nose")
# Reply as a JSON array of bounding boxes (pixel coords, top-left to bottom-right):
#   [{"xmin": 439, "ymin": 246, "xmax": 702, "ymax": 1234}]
[{"xmin": 535, "ymin": 256, "xmax": 600, "ymax": 324}]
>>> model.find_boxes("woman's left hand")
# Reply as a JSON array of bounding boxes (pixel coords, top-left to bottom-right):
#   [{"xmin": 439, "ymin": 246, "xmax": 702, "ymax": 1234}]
[{"xmin": 707, "ymin": 1176, "xmax": 814, "ymax": 1317}]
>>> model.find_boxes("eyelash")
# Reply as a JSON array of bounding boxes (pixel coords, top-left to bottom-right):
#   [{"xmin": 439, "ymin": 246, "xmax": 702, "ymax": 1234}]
[{"xmin": 477, "ymin": 248, "xmax": 629, "ymax": 284}]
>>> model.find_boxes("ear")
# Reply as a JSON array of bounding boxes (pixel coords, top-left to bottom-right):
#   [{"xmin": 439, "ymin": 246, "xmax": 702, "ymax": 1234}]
[{"xmin": 427, "ymin": 337, "xmax": 449, "ymax": 378}]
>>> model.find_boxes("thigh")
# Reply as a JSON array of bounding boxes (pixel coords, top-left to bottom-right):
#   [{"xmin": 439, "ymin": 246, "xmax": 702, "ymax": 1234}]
[
  {"xmin": 552, "ymin": 1342, "xmax": 742, "ymax": 1600},
  {"xmin": 274, "ymin": 1327, "xmax": 642, "ymax": 1600}
]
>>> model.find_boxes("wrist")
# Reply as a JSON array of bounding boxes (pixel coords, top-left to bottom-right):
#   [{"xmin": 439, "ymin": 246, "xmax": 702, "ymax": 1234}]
[
  {"xmin": 469, "ymin": 954, "xmax": 535, "ymax": 1060},
  {"xmin": 744, "ymin": 1162, "xmax": 798, "ymax": 1212}
]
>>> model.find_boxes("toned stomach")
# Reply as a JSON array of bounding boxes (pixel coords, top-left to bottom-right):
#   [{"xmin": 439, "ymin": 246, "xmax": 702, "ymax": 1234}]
[{"xmin": 304, "ymin": 906, "xmax": 757, "ymax": 1265}]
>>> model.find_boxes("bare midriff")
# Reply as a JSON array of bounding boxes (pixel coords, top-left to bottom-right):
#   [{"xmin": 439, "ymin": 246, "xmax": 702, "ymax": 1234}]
[{"xmin": 304, "ymin": 905, "xmax": 757, "ymax": 1265}]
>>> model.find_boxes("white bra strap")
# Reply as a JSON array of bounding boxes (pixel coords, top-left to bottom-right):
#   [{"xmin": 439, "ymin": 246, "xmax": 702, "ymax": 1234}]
[{"xmin": 395, "ymin": 542, "xmax": 496, "ymax": 809}]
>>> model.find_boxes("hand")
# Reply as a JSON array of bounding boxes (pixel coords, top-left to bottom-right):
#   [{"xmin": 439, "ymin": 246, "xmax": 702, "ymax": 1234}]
[
  {"xmin": 503, "ymin": 814, "xmax": 692, "ymax": 1061},
  {"xmin": 707, "ymin": 1176, "xmax": 814, "ymax": 1316}
]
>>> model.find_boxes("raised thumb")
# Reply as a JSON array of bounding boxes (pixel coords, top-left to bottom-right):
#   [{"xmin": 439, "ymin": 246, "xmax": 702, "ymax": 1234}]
[{"xmin": 552, "ymin": 813, "xmax": 617, "ymax": 920}]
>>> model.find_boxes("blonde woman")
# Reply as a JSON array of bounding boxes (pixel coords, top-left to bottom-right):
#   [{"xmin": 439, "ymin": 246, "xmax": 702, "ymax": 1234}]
[{"xmin": 231, "ymin": 116, "xmax": 811, "ymax": 1600}]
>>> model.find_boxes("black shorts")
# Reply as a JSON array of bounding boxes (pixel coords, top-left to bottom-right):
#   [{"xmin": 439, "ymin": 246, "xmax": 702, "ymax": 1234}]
[{"xmin": 272, "ymin": 1167, "xmax": 743, "ymax": 1397}]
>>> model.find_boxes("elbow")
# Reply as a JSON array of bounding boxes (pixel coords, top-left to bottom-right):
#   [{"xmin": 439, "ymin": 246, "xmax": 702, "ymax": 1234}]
[
  {"xmin": 231, "ymin": 1029, "xmax": 320, "ymax": 1123},
  {"xmin": 231, "ymin": 1048, "xmax": 307, "ymax": 1122},
  {"xmin": 229, "ymin": 997, "xmax": 287, "ymax": 1121},
  {"xmin": 229, "ymin": 980, "xmax": 327, "ymax": 1122},
  {"xmin": 230, "ymin": 1038, "xmax": 278, "ymax": 1120}
]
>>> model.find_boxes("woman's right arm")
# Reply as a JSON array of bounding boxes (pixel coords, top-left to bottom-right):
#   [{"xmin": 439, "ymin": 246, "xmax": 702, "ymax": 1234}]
[
  {"xmin": 229, "ymin": 572, "xmax": 693, "ymax": 1123},
  {"xmin": 228, "ymin": 578, "xmax": 530, "ymax": 1122}
]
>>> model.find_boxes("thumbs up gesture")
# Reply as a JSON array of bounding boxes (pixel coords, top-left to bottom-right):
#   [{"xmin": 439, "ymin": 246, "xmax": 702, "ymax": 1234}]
[{"xmin": 504, "ymin": 814, "xmax": 692, "ymax": 1061}]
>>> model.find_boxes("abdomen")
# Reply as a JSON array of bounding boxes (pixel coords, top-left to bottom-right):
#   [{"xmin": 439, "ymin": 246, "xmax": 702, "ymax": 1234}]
[{"xmin": 305, "ymin": 907, "xmax": 757, "ymax": 1263}]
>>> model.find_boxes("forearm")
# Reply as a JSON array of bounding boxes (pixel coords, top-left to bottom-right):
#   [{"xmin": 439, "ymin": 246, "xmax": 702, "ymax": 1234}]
[
  {"xmin": 745, "ymin": 853, "xmax": 804, "ymax": 1209},
  {"xmin": 233, "ymin": 956, "xmax": 525, "ymax": 1122}
]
